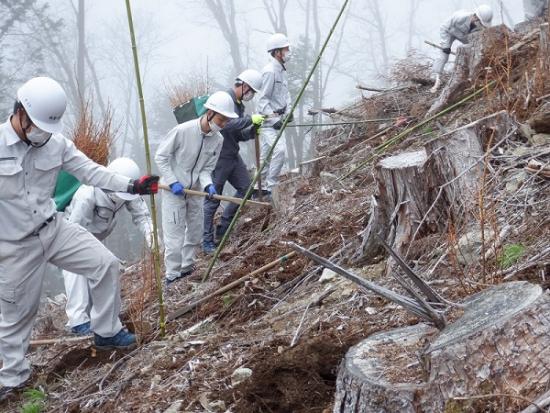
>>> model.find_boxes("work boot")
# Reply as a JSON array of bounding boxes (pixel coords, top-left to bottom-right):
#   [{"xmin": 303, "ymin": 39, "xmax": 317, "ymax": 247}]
[
  {"xmin": 214, "ymin": 225, "xmax": 227, "ymax": 243},
  {"xmin": 70, "ymin": 321, "xmax": 91, "ymax": 336},
  {"xmin": 0, "ymin": 383, "xmax": 26, "ymax": 401},
  {"xmin": 164, "ymin": 265, "xmax": 196, "ymax": 286},
  {"xmin": 94, "ymin": 328, "xmax": 136, "ymax": 350},
  {"xmin": 202, "ymin": 240, "xmax": 216, "ymax": 254}
]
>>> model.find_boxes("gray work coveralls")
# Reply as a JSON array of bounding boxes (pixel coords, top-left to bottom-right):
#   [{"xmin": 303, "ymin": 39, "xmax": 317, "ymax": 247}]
[
  {"xmin": 155, "ymin": 119, "xmax": 222, "ymax": 280},
  {"xmin": 63, "ymin": 185, "xmax": 152, "ymax": 328},
  {"xmin": 524, "ymin": 0, "xmax": 549, "ymax": 19},
  {"xmin": 433, "ymin": 10, "xmax": 479, "ymax": 75},
  {"xmin": 203, "ymin": 89, "xmax": 254, "ymax": 243},
  {"xmin": 0, "ymin": 119, "xmax": 130, "ymax": 387},
  {"xmin": 257, "ymin": 56, "xmax": 292, "ymax": 191}
]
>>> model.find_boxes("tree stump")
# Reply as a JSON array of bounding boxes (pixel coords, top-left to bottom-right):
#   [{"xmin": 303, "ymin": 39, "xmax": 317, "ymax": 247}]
[
  {"xmin": 424, "ymin": 111, "xmax": 516, "ymax": 221},
  {"xmin": 355, "ymin": 150, "xmax": 441, "ymax": 264},
  {"xmin": 333, "ymin": 281, "xmax": 550, "ymax": 413}
]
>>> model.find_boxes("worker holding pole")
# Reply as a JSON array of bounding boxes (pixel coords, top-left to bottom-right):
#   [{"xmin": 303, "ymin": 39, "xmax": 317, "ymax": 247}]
[
  {"xmin": 256, "ymin": 33, "xmax": 293, "ymax": 199},
  {"xmin": 0, "ymin": 77, "xmax": 159, "ymax": 399},
  {"xmin": 202, "ymin": 69, "xmax": 264, "ymax": 254},
  {"xmin": 62, "ymin": 158, "xmax": 153, "ymax": 336},
  {"xmin": 155, "ymin": 92, "xmax": 238, "ymax": 284},
  {"xmin": 431, "ymin": 5, "xmax": 493, "ymax": 93}
]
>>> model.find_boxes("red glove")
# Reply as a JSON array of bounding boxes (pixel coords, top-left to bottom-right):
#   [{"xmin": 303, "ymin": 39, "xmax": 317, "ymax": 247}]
[{"xmin": 129, "ymin": 175, "xmax": 159, "ymax": 195}]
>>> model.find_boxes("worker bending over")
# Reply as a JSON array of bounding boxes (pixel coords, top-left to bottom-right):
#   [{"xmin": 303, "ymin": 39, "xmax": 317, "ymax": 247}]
[
  {"xmin": 431, "ymin": 5, "xmax": 493, "ymax": 93},
  {"xmin": 63, "ymin": 157, "xmax": 153, "ymax": 336}
]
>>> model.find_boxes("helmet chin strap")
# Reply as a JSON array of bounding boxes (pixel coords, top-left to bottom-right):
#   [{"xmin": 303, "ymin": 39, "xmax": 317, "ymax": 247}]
[{"xmin": 18, "ymin": 110, "xmax": 51, "ymax": 148}]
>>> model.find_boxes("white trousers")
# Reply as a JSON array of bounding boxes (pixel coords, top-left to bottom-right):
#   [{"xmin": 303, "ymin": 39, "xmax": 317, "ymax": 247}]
[
  {"xmin": 161, "ymin": 191, "xmax": 203, "ymax": 280},
  {"xmin": 63, "ymin": 270, "xmax": 92, "ymax": 328},
  {"xmin": 259, "ymin": 127, "xmax": 286, "ymax": 191},
  {"xmin": 0, "ymin": 214, "xmax": 122, "ymax": 387}
]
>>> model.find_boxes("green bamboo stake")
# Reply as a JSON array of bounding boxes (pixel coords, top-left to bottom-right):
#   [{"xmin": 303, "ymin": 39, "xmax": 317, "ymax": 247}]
[
  {"xmin": 338, "ymin": 80, "xmax": 496, "ymax": 181},
  {"xmin": 203, "ymin": 0, "xmax": 351, "ymax": 282},
  {"xmin": 282, "ymin": 118, "xmax": 399, "ymax": 128},
  {"xmin": 124, "ymin": 0, "xmax": 166, "ymax": 336}
]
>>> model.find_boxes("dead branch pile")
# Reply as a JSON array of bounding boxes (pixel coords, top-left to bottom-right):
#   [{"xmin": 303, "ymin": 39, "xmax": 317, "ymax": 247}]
[{"xmin": 71, "ymin": 103, "xmax": 115, "ymax": 166}]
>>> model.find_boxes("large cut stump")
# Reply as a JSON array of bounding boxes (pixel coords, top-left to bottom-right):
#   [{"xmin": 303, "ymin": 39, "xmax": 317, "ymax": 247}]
[
  {"xmin": 355, "ymin": 150, "xmax": 440, "ymax": 264},
  {"xmin": 424, "ymin": 111, "xmax": 516, "ymax": 220},
  {"xmin": 333, "ymin": 281, "xmax": 550, "ymax": 413},
  {"xmin": 355, "ymin": 111, "xmax": 517, "ymax": 265}
]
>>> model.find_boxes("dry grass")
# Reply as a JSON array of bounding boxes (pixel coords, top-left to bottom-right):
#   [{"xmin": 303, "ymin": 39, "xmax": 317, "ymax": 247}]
[
  {"xmin": 166, "ymin": 73, "xmax": 209, "ymax": 109},
  {"xmin": 71, "ymin": 103, "xmax": 116, "ymax": 166}
]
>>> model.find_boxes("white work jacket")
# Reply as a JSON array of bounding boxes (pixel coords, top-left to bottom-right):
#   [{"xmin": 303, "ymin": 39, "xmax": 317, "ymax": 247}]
[
  {"xmin": 0, "ymin": 118, "xmax": 130, "ymax": 242},
  {"xmin": 65, "ymin": 185, "xmax": 152, "ymax": 242},
  {"xmin": 258, "ymin": 56, "xmax": 292, "ymax": 127},
  {"xmin": 155, "ymin": 118, "xmax": 222, "ymax": 190},
  {"xmin": 440, "ymin": 9, "xmax": 478, "ymax": 48}
]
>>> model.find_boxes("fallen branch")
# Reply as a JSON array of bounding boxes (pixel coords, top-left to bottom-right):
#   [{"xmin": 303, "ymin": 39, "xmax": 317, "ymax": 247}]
[
  {"xmin": 519, "ymin": 389, "xmax": 550, "ymax": 413},
  {"xmin": 159, "ymin": 184, "xmax": 270, "ymax": 207},
  {"xmin": 287, "ymin": 242, "xmax": 445, "ymax": 327},
  {"xmin": 356, "ymin": 83, "xmax": 409, "ymax": 93},
  {"xmin": 502, "ymin": 246, "xmax": 550, "ymax": 280},
  {"xmin": 168, "ymin": 252, "xmax": 297, "ymax": 321}
]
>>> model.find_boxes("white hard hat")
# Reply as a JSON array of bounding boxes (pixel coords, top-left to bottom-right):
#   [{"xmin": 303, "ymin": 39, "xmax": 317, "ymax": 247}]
[
  {"xmin": 236, "ymin": 69, "xmax": 262, "ymax": 93},
  {"xmin": 17, "ymin": 77, "xmax": 67, "ymax": 134},
  {"xmin": 203, "ymin": 91, "xmax": 238, "ymax": 118},
  {"xmin": 266, "ymin": 33, "xmax": 290, "ymax": 53},
  {"xmin": 475, "ymin": 4, "xmax": 493, "ymax": 27},
  {"xmin": 108, "ymin": 157, "xmax": 141, "ymax": 201}
]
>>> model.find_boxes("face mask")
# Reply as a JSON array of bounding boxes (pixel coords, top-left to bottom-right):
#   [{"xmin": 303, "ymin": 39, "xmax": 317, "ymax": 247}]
[
  {"xmin": 208, "ymin": 120, "xmax": 222, "ymax": 134},
  {"xmin": 283, "ymin": 51, "xmax": 292, "ymax": 63},
  {"xmin": 242, "ymin": 90, "xmax": 255, "ymax": 101},
  {"xmin": 26, "ymin": 128, "xmax": 52, "ymax": 146}
]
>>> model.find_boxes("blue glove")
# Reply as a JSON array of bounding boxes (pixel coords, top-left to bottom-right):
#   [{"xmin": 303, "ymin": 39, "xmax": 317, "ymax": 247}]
[
  {"xmin": 205, "ymin": 184, "xmax": 217, "ymax": 200},
  {"xmin": 169, "ymin": 181, "xmax": 184, "ymax": 195}
]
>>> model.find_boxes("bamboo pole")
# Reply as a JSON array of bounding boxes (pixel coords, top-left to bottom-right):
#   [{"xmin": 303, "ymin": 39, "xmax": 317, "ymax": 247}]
[
  {"xmin": 30, "ymin": 336, "xmax": 92, "ymax": 346},
  {"xmin": 158, "ymin": 184, "xmax": 270, "ymax": 207},
  {"xmin": 282, "ymin": 118, "xmax": 399, "ymax": 128},
  {"xmin": 168, "ymin": 251, "xmax": 296, "ymax": 321},
  {"xmin": 254, "ymin": 130, "xmax": 263, "ymax": 201},
  {"xmin": 203, "ymin": 0, "xmax": 351, "ymax": 282},
  {"xmin": 338, "ymin": 81, "xmax": 496, "ymax": 181},
  {"xmin": 124, "ymin": 0, "xmax": 166, "ymax": 336}
]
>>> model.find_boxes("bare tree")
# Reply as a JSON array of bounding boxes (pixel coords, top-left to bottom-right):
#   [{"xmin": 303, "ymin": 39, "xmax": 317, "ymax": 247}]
[
  {"xmin": 263, "ymin": 0, "xmax": 288, "ymax": 33},
  {"xmin": 204, "ymin": 0, "xmax": 244, "ymax": 73},
  {"xmin": 407, "ymin": 0, "xmax": 423, "ymax": 52}
]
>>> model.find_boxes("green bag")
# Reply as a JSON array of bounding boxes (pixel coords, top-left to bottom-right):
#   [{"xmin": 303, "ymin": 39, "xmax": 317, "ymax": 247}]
[
  {"xmin": 173, "ymin": 95, "xmax": 209, "ymax": 124},
  {"xmin": 54, "ymin": 171, "xmax": 81, "ymax": 211}
]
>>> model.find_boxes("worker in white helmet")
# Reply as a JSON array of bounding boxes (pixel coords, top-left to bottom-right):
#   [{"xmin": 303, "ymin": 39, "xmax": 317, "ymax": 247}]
[
  {"xmin": 257, "ymin": 33, "xmax": 293, "ymax": 197},
  {"xmin": 524, "ymin": 0, "xmax": 549, "ymax": 20},
  {"xmin": 62, "ymin": 157, "xmax": 153, "ymax": 336},
  {"xmin": 431, "ymin": 5, "xmax": 493, "ymax": 93},
  {"xmin": 155, "ymin": 91, "xmax": 238, "ymax": 284},
  {"xmin": 0, "ymin": 77, "xmax": 159, "ymax": 400},
  {"xmin": 202, "ymin": 69, "xmax": 265, "ymax": 254}
]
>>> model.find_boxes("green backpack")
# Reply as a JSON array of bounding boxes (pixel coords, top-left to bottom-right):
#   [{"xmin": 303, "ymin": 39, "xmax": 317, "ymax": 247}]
[
  {"xmin": 53, "ymin": 171, "xmax": 81, "ymax": 211},
  {"xmin": 173, "ymin": 95, "xmax": 209, "ymax": 124}
]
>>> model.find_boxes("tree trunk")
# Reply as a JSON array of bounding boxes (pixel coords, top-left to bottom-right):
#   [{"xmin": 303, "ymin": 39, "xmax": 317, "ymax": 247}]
[
  {"xmin": 355, "ymin": 111, "xmax": 516, "ymax": 265},
  {"xmin": 334, "ymin": 281, "xmax": 550, "ymax": 413},
  {"xmin": 424, "ymin": 111, "xmax": 516, "ymax": 221}
]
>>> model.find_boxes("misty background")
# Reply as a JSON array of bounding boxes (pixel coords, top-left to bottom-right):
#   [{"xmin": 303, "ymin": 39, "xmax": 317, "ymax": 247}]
[{"xmin": 0, "ymin": 0, "xmax": 527, "ymax": 270}]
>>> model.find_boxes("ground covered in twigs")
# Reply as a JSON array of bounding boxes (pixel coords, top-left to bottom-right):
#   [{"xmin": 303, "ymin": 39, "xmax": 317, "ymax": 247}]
[{"xmin": 2, "ymin": 22, "xmax": 549, "ymax": 413}]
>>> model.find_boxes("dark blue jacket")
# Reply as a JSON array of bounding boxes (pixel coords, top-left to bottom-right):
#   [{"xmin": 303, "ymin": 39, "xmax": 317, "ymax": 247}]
[{"xmin": 219, "ymin": 89, "xmax": 255, "ymax": 160}]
